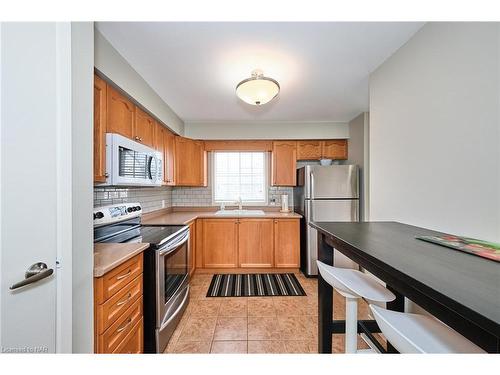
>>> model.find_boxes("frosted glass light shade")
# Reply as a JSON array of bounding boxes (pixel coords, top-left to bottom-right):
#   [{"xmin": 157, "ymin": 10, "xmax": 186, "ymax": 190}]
[{"xmin": 236, "ymin": 70, "xmax": 280, "ymax": 106}]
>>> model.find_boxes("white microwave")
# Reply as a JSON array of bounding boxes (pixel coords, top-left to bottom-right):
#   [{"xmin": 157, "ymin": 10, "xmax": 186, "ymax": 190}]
[{"xmin": 102, "ymin": 133, "xmax": 163, "ymax": 187}]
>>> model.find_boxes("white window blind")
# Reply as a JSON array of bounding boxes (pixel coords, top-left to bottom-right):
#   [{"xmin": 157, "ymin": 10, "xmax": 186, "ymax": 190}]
[{"xmin": 213, "ymin": 152, "xmax": 267, "ymax": 204}]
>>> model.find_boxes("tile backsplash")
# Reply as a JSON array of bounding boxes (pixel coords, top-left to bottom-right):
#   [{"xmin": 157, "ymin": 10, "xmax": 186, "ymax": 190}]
[
  {"xmin": 94, "ymin": 186, "xmax": 173, "ymax": 213},
  {"xmin": 171, "ymin": 185, "xmax": 293, "ymax": 208},
  {"xmin": 93, "ymin": 185, "xmax": 293, "ymax": 212}
]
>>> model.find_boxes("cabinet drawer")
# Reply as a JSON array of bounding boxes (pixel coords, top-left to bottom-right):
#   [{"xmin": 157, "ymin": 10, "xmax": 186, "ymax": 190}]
[
  {"xmin": 95, "ymin": 253, "xmax": 143, "ymax": 304},
  {"xmin": 97, "ymin": 297, "xmax": 143, "ymax": 353},
  {"xmin": 96, "ymin": 274, "xmax": 142, "ymax": 334},
  {"xmin": 113, "ymin": 318, "xmax": 143, "ymax": 354}
]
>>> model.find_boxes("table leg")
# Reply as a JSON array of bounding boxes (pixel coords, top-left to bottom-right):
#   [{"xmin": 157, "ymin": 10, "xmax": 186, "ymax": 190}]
[
  {"xmin": 318, "ymin": 232, "xmax": 333, "ymax": 353},
  {"xmin": 385, "ymin": 285, "xmax": 404, "ymax": 353}
]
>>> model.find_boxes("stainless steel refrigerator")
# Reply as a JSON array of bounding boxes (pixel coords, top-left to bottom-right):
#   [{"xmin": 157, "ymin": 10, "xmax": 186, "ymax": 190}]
[{"xmin": 293, "ymin": 165, "xmax": 359, "ymax": 276}]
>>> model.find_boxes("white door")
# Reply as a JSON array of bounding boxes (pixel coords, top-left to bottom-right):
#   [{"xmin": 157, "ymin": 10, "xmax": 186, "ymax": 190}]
[{"xmin": 0, "ymin": 23, "xmax": 72, "ymax": 353}]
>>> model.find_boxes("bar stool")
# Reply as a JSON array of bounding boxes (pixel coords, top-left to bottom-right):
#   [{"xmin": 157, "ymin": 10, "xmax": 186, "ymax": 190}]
[
  {"xmin": 369, "ymin": 304, "xmax": 485, "ymax": 353},
  {"xmin": 317, "ymin": 261, "xmax": 396, "ymax": 353}
]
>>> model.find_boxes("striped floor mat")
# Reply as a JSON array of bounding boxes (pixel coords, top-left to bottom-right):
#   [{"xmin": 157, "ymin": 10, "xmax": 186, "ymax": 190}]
[{"xmin": 206, "ymin": 273, "xmax": 306, "ymax": 297}]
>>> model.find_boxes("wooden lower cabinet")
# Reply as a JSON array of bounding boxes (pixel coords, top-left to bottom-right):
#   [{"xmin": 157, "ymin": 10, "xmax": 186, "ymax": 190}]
[
  {"xmin": 94, "ymin": 253, "xmax": 144, "ymax": 354},
  {"xmin": 202, "ymin": 219, "xmax": 238, "ymax": 268},
  {"xmin": 274, "ymin": 219, "xmax": 300, "ymax": 268},
  {"xmin": 113, "ymin": 318, "xmax": 144, "ymax": 354},
  {"xmin": 188, "ymin": 220, "xmax": 196, "ymax": 276},
  {"xmin": 238, "ymin": 219, "xmax": 274, "ymax": 268},
  {"xmin": 200, "ymin": 218, "xmax": 299, "ymax": 269}
]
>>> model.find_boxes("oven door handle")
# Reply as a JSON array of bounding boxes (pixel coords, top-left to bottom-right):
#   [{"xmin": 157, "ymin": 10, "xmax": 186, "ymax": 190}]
[
  {"xmin": 158, "ymin": 231, "xmax": 189, "ymax": 256},
  {"xmin": 158, "ymin": 284, "xmax": 189, "ymax": 332}
]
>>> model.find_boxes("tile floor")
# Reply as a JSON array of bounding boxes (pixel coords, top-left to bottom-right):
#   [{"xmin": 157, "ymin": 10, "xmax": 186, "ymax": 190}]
[{"xmin": 164, "ymin": 272, "xmax": 385, "ymax": 354}]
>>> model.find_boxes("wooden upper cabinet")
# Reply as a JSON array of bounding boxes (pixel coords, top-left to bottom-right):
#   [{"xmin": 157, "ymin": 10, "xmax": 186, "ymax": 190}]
[
  {"xmin": 202, "ymin": 219, "xmax": 238, "ymax": 268},
  {"xmin": 134, "ymin": 107, "xmax": 155, "ymax": 148},
  {"xmin": 297, "ymin": 140, "xmax": 322, "ymax": 160},
  {"xmin": 238, "ymin": 219, "xmax": 274, "ymax": 268},
  {"xmin": 94, "ymin": 75, "xmax": 107, "ymax": 183},
  {"xmin": 106, "ymin": 85, "xmax": 135, "ymax": 139},
  {"xmin": 175, "ymin": 136, "xmax": 207, "ymax": 186},
  {"xmin": 271, "ymin": 141, "xmax": 297, "ymax": 186},
  {"xmin": 163, "ymin": 129, "xmax": 176, "ymax": 185},
  {"xmin": 296, "ymin": 139, "xmax": 349, "ymax": 160},
  {"xmin": 274, "ymin": 219, "xmax": 300, "ymax": 268},
  {"xmin": 153, "ymin": 121, "xmax": 165, "ymax": 152},
  {"xmin": 322, "ymin": 139, "xmax": 348, "ymax": 160}
]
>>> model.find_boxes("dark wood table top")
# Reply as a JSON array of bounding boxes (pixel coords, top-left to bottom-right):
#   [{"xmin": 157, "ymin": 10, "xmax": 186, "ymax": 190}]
[{"xmin": 310, "ymin": 221, "xmax": 500, "ymax": 331}]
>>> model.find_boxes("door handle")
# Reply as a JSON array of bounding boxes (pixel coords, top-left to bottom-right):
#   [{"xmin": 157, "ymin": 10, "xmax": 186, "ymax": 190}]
[{"xmin": 10, "ymin": 262, "xmax": 54, "ymax": 290}]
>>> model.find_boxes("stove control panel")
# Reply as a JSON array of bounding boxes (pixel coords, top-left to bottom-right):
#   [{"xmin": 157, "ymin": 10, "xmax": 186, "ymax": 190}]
[{"xmin": 93, "ymin": 202, "xmax": 142, "ymax": 227}]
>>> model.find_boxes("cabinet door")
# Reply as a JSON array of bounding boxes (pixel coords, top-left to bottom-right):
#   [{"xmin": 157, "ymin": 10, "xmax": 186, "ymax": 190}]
[
  {"xmin": 107, "ymin": 85, "xmax": 135, "ymax": 139},
  {"xmin": 153, "ymin": 121, "xmax": 165, "ymax": 153},
  {"xmin": 175, "ymin": 137, "xmax": 207, "ymax": 186},
  {"xmin": 297, "ymin": 140, "xmax": 321, "ymax": 160},
  {"xmin": 202, "ymin": 219, "xmax": 238, "ymax": 268},
  {"xmin": 322, "ymin": 139, "xmax": 348, "ymax": 160},
  {"xmin": 134, "ymin": 107, "xmax": 155, "ymax": 148},
  {"xmin": 94, "ymin": 75, "xmax": 107, "ymax": 183},
  {"xmin": 164, "ymin": 130, "xmax": 176, "ymax": 185},
  {"xmin": 113, "ymin": 319, "xmax": 143, "ymax": 354},
  {"xmin": 238, "ymin": 219, "xmax": 274, "ymax": 268},
  {"xmin": 271, "ymin": 141, "xmax": 297, "ymax": 186},
  {"xmin": 193, "ymin": 140, "xmax": 207, "ymax": 186},
  {"xmin": 274, "ymin": 219, "xmax": 300, "ymax": 268},
  {"xmin": 188, "ymin": 220, "xmax": 196, "ymax": 276}
]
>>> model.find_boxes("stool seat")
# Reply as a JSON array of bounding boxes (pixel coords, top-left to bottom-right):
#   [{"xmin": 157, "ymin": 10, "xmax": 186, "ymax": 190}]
[
  {"xmin": 317, "ymin": 261, "xmax": 395, "ymax": 303},
  {"xmin": 370, "ymin": 304, "xmax": 485, "ymax": 353},
  {"xmin": 317, "ymin": 261, "xmax": 396, "ymax": 353}
]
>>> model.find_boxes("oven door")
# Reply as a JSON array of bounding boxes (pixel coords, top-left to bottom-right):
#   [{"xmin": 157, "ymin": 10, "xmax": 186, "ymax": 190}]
[{"xmin": 156, "ymin": 228, "xmax": 189, "ymax": 328}]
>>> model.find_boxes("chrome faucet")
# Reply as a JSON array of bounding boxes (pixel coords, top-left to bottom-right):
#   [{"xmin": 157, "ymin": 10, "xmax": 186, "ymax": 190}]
[{"xmin": 236, "ymin": 197, "xmax": 243, "ymax": 210}]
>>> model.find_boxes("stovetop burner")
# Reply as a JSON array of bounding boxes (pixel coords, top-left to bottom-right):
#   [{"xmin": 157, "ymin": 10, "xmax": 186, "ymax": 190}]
[{"xmin": 93, "ymin": 203, "xmax": 187, "ymax": 247}]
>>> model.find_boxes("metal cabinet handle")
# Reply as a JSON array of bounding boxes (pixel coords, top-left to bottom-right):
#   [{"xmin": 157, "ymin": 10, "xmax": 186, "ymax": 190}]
[
  {"xmin": 116, "ymin": 270, "xmax": 131, "ymax": 280},
  {"xmin": 116, "ymin": 318, "xmax": 132, "ymax": 333},
  {"xmin": 10, "ymin": 262, "xmax": 54, "ymax": 290},
  {"xmin": 116, "ymin": 293, "xmax": 132, "ymax": 307}
]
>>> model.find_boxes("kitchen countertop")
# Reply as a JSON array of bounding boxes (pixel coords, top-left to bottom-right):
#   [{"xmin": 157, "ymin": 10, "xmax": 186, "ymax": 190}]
[
  {"xmin": 142, "ymin": 209, "xmax": 302, "ymax": 225},
  {"xmin": 94, "ymin": 242, "xmax": 150, "ymax": 277}
]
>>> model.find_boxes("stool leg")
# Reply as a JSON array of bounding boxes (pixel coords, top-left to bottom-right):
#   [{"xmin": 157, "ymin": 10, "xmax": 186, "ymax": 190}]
[{"xmin": 345, "ymin": 297, "xmax": 358, "ymax": 353}]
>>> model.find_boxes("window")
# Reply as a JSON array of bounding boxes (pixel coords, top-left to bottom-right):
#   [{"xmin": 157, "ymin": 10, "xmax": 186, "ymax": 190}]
[{"xmin": 212, "ymin": 152, "xmax": 268, "ymax": 205}]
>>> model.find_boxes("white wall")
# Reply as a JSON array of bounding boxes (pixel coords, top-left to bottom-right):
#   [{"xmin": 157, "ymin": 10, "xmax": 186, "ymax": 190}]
[
  {"xmin": 347, "ymin": 112, "xmax": 369, "ymax": 220},
  {"xmin": 71, "ymin": 22, "xmax": 94, "ymax": 353},
  {"xmin": 369, "ymin": 22, "xmax": 500, "ymax": 242},
  {"xmin": 184, "ymin": 121, "xmax": 349, "ymax": 140},
  {"xmin": 94, "ymin": 28, "xmax": 184, "ymax": 135}
]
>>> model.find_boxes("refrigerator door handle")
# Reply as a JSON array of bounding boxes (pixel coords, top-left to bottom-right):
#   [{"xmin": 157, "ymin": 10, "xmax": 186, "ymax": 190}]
[
  {"xmin": 310, "ymin": 172, "xmax": 315, "ymax": 200},
  {"xmin": 352, "ymin": 200, "xmax": 358, "ymax": 221}
]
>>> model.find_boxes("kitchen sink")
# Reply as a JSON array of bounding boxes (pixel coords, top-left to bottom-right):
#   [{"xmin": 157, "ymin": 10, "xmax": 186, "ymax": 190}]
[{"xmin": 215, "ymin": 209, "xmax": 265, "ymax": 216}]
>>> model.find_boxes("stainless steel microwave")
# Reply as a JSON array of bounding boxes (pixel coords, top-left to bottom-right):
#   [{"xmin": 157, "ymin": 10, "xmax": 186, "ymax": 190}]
[{"xmin": 101, "ymin": 133, "xmax": 163, "ymax": 187}]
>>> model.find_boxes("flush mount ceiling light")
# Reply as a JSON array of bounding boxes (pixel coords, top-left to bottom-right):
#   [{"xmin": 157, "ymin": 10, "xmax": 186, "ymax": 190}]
[{"xmin": 236, "ymin": 69, "xmax": 280, "ymax": 106}]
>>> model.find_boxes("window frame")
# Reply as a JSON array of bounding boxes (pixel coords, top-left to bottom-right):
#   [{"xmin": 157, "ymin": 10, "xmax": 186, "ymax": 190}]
[{"xmin": 211, "ymin": 151, "xmax": 269, "ymax": 206}]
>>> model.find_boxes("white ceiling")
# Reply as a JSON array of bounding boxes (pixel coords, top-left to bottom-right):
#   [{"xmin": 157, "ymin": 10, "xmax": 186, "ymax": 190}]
[{"xmin": 96, "ymin": 22, "xmax": 424, "ymax": 123}]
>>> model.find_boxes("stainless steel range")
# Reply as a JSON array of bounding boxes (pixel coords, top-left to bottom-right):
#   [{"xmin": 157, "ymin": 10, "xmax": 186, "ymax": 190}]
[{"xmin": 93, "ymin": 202, "xmax": 190, "ymax": 353}]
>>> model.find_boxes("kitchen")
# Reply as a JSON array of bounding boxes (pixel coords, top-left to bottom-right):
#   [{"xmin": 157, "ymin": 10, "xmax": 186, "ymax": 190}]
[{"xmin": 1, "ymin": 4, "xmax": 499, "ymax": 372}]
